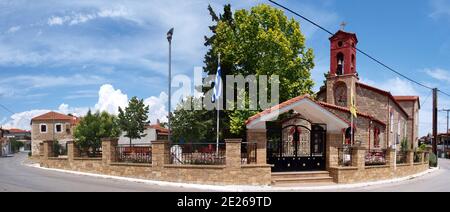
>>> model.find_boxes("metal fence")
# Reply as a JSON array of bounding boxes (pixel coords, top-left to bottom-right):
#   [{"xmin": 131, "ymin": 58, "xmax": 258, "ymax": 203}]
[
  {"xmin": 115, "ymin": 144, "xmax": 152, "ymax": 164},
  {"xmin": 338, "ymin": 146, "xmax": 352, "ymax": 166},
  {"xmin": 169, "ymin": 143, "xmax": 225, "ymax": 165},
  {"xmin": 396, "ymin": 151, "xmax": 407, "ymax": 164},
  {"xmin": 414, "ymin": 151, "xmax": 423, "ymax": 163},
  {"xmin": 241, "ymin": 142, "xmax": 257, "ymax": 165},
  {"xmin": 365, "ymin": 149, "xmax": 387, "ymax": 166},
  {"xmin": 53, "ymin": 143, "xmax": 67, "ymax": 157}
]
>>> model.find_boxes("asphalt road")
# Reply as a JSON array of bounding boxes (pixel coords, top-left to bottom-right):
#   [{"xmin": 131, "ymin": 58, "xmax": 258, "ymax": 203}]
[
  {"xmin": 1, "ymin": 153, "xmax": 449, "ymax": 192},
  {"xmin": 0, "ymin": 153, "xmax": 204, "ymax": 192}
]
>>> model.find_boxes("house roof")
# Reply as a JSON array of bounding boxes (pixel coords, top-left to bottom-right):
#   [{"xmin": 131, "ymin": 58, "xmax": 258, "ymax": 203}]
[
  {"xmin": 6, "ymin": 128, "xmax": 30, "ymax": 134},
  {"xmin": 318, "ymin": 101, "xmax": 386, "ymax": 126},
  {"xmin": 356, "ymin": 82, "xmax": 410, "ymax": 118},
  {"xmin": 147, "ymin": 124, "xmax": 169, "ymax": 135},
  {"xmin": 31, "ymin": 112, "xmax": 80, "ymax": 124},
  {"xmin": 246, "ymin": 95, "xmax": 350, "ymax": 132}
]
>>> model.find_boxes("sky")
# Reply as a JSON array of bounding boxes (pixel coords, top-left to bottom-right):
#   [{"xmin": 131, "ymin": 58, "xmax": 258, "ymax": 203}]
[{"xmin": 0, "ymin": 0, "xmax": 450, "ymax": 137}]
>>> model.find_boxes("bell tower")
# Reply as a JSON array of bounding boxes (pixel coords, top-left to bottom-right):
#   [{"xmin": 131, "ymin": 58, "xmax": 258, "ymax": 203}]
[
  {"xmin": 326, "ymin": 30, "xmax": 359, "ymax": 107},
  {"xmin": 329, "ymin": 30, "xmax": 358, "ymax": 76}
]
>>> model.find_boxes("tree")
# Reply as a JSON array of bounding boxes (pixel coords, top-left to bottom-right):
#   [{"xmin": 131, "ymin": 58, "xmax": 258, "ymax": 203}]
[
  {"xmin": 118, "ymin": 96, "xmax": 149, "ymax": 146},
  {"xmin": 74, "ymin": 110, "xmax": 120, "ymax": 155},
  {"xmin": 204, "ymin": 4, "xmax": 315, "ymax": 135},
  {"xmin": 171, "ymin": 97, "xmax": 215, "ymax": 143}
]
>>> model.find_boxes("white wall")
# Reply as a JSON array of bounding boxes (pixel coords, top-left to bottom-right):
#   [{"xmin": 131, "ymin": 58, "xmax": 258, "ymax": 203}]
[{"xmin": 118, "ymin": 128, "xmax": 157, "ymax": 145}]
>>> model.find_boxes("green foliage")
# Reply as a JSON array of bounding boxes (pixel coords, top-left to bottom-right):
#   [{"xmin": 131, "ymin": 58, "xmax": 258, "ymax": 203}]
[
  {"xmin": 10, "ymin": 138, "xmax": 24, "ymax": 153},
  {"xmin": 418, "ymin": 143, "xmax": 427, "ymax": 152},
  {"xmin": 400, "ymin": 138, "xmax": 409, "ymax": 152},
  {"xmin": 203, "ymin": 4, "xmax": 315, "ymax": 136},
  {"xmin": 171, "ymin": 97, "xmax": 215, "ymax": 142},
  {"xmin": 74, "ymin": 110, "xmax": 120, "ymax": 153},
  {"xmin": 429, "ymin": 152, "xmax": 437, "ymax": 167},
  {"xmin": 118, "ymin": 97, "xmax": 150, "ymax": 145}
]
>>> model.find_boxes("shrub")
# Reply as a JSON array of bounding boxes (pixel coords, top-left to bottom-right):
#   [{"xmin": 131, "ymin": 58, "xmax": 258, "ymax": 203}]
[{"xmin": 429, "ymin": 152, "xmax": 437, "ymax": 167}]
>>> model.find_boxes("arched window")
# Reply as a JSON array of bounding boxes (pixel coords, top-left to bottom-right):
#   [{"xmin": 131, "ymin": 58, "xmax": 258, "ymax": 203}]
[
  {"xmin": 336, "ymin": 52, "xmax": 344, "ymax": 75},
  {"xmin": 374, "ymin": 127, "xmax": 380, "ymax": 148}
]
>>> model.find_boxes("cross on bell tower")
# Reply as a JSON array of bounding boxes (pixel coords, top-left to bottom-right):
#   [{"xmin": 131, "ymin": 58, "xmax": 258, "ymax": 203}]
[{"xmin": 340, "ymin": 22, "xmax": 347, "ymax": 31}]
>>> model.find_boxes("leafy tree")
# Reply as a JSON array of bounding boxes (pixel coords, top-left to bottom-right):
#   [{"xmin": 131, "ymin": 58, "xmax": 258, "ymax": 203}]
[
  {"xmin": 10, "ymin": 138, "xmax": 24, "ymax": 153},
  {"xmin": 204, "ymin": 4, "xmax": 315, "ymax": 136},
  {"xmin": 74, "ymin": 111, "xmax": 120, "ymax": 155},
  {"xmin": 171, "ymin": 97, "xmax": 215, "ymax": 143},
  {"xmin": 118, "ymin": 97, "xmax": 149, "ymax": 145}
]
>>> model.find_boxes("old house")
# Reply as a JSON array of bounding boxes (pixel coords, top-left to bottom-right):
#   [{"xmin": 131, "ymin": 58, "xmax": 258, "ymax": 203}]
[{"xmin": 31, "ymin": 112, "xmax": 79, "ymax": 156}]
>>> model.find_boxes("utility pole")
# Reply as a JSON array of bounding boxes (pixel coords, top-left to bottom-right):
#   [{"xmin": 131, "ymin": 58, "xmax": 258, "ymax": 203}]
[
  {"xmin": 432, "ymin": 88, "xmax": 438, "ymax": 166},
  {"xmin": 167, "ymin": 28, "xmax": 174, "ymax": 143}
]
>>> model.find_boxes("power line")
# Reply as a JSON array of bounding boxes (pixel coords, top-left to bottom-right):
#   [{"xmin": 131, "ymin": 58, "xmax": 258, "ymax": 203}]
[
  {"xmin": 0, "ymin": 103, "xmax": 15, "ymax": 115},
  {"xmin": 268, "ymin": 0, "xmax": 436, "ymax": 91}
]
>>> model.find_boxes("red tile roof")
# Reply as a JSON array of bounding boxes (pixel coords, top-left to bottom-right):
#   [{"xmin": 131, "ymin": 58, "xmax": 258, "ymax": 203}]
[
  {"xmin": 6, "ymin": 128, "xmax": 30, "ymax": 133},
  {"xmin": 318, "ymin": 101, "xmax": 386, "ymax": 126},
  {"xmin": 394, "ymin": 96, "xmax": 420, "ymax": 102},
  {"xmin": 356, "ymin": 82, "xmax": 409, "ymax": 118},
  {"xmin": 31, "ymin": 112, "xmax": 80, "ymax": 125},
  {"xmin": 147, "ymin": 124, "xmax": 169, "ymax": 135},
  {"xmin": 246, "ymin": 95, "xmax": 310, "ymax": 126}
]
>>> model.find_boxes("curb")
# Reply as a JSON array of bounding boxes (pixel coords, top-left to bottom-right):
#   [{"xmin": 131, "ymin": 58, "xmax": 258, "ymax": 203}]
[{"xmin": 25, "ymin": 163, "xmax": 439, "ymax": 192}]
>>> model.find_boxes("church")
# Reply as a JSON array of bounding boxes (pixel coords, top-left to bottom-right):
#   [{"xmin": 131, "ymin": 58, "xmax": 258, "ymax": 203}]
[{"xmin": 245, "ymin": 30, "xmax": 420, "ymax": 173}]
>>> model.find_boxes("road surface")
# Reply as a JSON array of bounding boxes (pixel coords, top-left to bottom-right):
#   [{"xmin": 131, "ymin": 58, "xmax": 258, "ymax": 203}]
[{"xmin": 0, "ymin": 153, "xmax": 449, "ymax": 192}]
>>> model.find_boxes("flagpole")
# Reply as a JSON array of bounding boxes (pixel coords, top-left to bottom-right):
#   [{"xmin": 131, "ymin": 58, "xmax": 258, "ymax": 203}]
[{"xmin": 216, "ymin": 53, "xmax": 221, "ymax": 156}]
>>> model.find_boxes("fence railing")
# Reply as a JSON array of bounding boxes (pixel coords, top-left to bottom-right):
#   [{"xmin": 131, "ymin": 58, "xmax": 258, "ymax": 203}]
[
  {"xmin": 396, "ymin": 151, "xmax": 407, "ymax": 164},
  {"xmin": 365, "ymin": 149, "xmax": 387, "ymax": 166},
  {"xmin": 338, "ymin": 146, "xmax": 352, "ymax": 166},
  {"xmin": 115, "ymin": 144, "xmax": 152, "ymax": 164},
  {"xmin": 53, "ymin": 143, "xmax": 67, "ymax": 157},
  {"xmin": 414, "ymin": 151, "xmax": 423, "ymax": 163},
  {"xmin": 241, "ymin": 142, "xmax": 257, "ymax": 165},
  {"xmin": 169, "ymin": 143, "xmax": 226, "ymax": 165},
  {"xmin": 78, "ymin": 147, "xmax": 102, "ymax": 158}
]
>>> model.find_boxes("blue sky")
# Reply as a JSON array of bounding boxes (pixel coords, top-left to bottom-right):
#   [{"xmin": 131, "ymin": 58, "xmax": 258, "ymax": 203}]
[{"xmin": 0, "ymin": 0, "xmax": 449, "ymax": 136}]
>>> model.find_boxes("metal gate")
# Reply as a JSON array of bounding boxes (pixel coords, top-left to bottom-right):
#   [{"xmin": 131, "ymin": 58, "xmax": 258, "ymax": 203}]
[{"xmin": 267, "ymin": 121, "xmax": 326, "ymax": 172}]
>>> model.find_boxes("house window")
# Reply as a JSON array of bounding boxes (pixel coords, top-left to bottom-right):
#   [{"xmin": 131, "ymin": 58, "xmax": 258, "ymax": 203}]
[
  {"xmin": 40, "ymin": 124, "xmax": 47, "ymax": 133},
  {"xmin": 55, "ymin": 124, "xmax": 62, "ymax": 133}
]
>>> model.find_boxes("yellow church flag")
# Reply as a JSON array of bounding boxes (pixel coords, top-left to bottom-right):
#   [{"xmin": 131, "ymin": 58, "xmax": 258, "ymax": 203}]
[{"xmin": 350, "ymin": 86, "xmax": 358, "ymax": 118}]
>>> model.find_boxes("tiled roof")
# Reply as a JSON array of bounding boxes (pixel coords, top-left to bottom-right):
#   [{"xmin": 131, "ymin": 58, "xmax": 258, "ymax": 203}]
[
  {"xmin": 318, "ymin": 101, "xmax": 386, "ymax": 126},
  {"xmin": 245, "ymin": 95, "xmax": 310, "ymax": 126},
  {"xmin": 394, "ymin": 96, "xmax": 420, "ymax": 102},
  {"xmin": 147, "ymin": 124, "xmax": 169, "ymax": 135},
  {"xmin": 31, "ymin": 112, "xmax": 80, "ymax": 124},
  {"xmin": 6, "ymin": 128, "xmax": 30, "ymax": 133}
]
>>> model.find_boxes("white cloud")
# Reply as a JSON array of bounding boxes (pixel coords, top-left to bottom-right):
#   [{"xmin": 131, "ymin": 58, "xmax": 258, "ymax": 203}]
[
  {"xmin": 144, "ymin": 92, "xmax": 168, "ymax": 124},
  {"xmin": 0, "ymin": 74, "xmax": 106, "ymax": 89},
  {"xmin": 47, "ymin": 6, "xmax": 131, "ymax": 27},
  {"xmin": 6, "ymin": 26, "xmax": 21, "ymax": 33},
  {"xmin": 94, "ymin": 84, "xmax": 128, "ymax": 115},
  {"xmin": 2, "ymin": 83, "xmax": 169, "ymax": 130},
  {"xmin": 430, "ymin": 0, "xmax": 450, "ymax": 20},
  {"xmin": 425, "ymin": 68, "xmax": 450, "ymax": 83}
]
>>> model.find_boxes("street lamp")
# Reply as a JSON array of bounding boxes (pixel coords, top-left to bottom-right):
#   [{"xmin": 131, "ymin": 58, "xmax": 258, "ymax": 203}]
[{"xmin": 167, "ymin": 28, "xmax": 174, "ymax": 143}]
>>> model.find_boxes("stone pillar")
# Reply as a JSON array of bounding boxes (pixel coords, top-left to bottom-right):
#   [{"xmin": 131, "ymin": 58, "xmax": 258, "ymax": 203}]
[
  {"xmin": 247, "ymin": 129, "xmax": 267, "ymax": 165},
  {"xmin": 351, "ymin": 146, "xmax": 366, "ymax": 170},
  {"xmin": 67, "ymin": 141, "xmax": 76, "ymax": 162},
  {"xmin": 43, "ymin": 140, "xmax": 54, "ymax": 159},
  {"xmin": 225, "ymin": 139, "xmax": 242, "ymax": 168},
  {"xmin": 419, "ymin": 151, "xmax": 425, "ymax": 164},
  {"xmin": 102, "ymin": 138, "xmax": 118, "ymax": 164},
  {"xmin": 327, "ymin": 133, "xmax": 342, "ymax": 168},
  {"xmin": 406, "ymin": 150, "xmax": 414, "ymax": 165},
  {"xmin": 152, "ymin": 140, "xmax": 168, "ymax": 168},
  {"xmin": 386, "ymin": 147, "xmax": 396, "ymax": 168}
]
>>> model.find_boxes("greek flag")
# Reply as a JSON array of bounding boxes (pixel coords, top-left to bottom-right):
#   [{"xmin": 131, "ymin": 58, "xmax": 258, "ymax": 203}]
[{"xmin": 211, "ymin": 66, "xmax": 222, "ymax": 103}]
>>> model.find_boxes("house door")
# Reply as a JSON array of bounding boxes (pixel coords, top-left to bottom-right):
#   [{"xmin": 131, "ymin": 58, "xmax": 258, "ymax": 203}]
[{"xmin": 267, "ymin": 122, "xmax": 326, "ymax": 172}]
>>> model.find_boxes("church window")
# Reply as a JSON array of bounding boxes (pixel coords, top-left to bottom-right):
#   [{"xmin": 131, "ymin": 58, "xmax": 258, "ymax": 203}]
[
  {"xmin": 390, "ymin": 110, "xmax": 394, "ymax": 133},
  {"xmin": 336, "ymin": 52, "xmax": 344, "ymax": 75},
  {"xmin": 338, "ymin": 41, "xmax": 343, "ymax": 47},
  {"xmin": 374, "ymin": 127, "xmax": 381, "ymax": 148}
]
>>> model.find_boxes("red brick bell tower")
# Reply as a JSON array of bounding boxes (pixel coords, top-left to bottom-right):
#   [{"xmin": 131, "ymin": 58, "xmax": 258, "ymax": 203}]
[{"xmin": 329, "ymin": 30, "xmax": 358, "ymax": 76}]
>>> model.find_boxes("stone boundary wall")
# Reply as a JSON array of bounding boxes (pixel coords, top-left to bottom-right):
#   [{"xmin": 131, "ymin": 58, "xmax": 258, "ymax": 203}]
[
  {"xmin": 40, "ymin": 139, "xmax": 272, "ymax": 186},
  {"xmin": 329, "ymin": 147, "xmax": 430, "ymax": 184}
]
